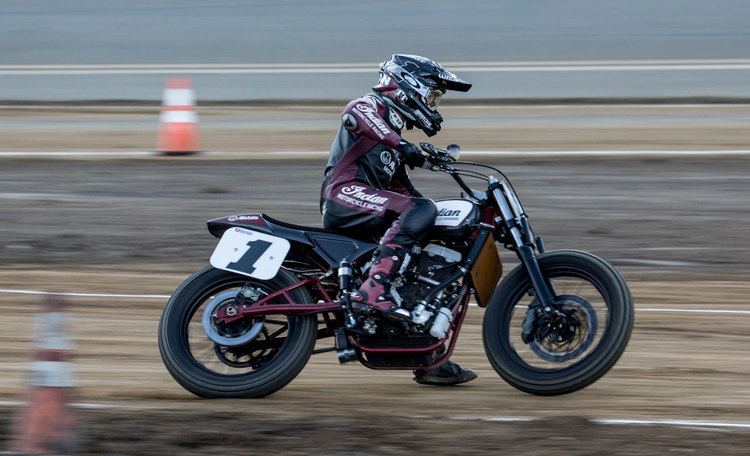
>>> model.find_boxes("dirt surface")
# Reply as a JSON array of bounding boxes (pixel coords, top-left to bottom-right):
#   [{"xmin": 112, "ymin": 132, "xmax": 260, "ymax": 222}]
[
  {"xmin": 0, "ymin": 157, "xmax": 747, "ymax": 278},
  {"xmin": 1, "ymin": 271, "xmax": 750, "ymax": 412},
  {"xmin": 5, "ymin": 410, "xmax": 750, "ymax": 456},
  {"xmin": 1, "ymin": 273, "xmax": 750, "ymax": 454},
  {"xmin": 1, "ymin": 104, "xmax": 750, "ymax": 151},
  {"xmin": 1, "ymin": 119, "xmax": 750, "ymax": 454}
]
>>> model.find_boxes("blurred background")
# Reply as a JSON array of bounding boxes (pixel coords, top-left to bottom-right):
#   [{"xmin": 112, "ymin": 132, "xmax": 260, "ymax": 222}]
[{"xmin": 1, "ymin": 1, "xmax": 750, "ymax": 454}]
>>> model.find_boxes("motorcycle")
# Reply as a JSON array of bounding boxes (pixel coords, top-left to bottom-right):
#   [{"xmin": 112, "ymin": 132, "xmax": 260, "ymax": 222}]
[{"xmin": 158, "ymin": 143, "xmax": 634, "ymax": 398}]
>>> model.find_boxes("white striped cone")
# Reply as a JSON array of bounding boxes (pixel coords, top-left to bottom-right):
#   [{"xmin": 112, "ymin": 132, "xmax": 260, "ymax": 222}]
[
  {"xmin": 156, "ymin": 78, "xmax": 200, "ymax": 155},
  {"xmin": 13, "ymin": 295, "xmax": 77, "ymax": 454}
]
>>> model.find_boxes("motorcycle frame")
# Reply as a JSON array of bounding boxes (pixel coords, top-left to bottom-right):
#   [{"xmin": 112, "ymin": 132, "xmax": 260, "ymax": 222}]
[
  {"xmin": 215, "ymin": 228, "xmax": 495, "ymax": 367},
  {"xmin": 353, "ymin": 285, "xmax": 472, "ymax": 370}
]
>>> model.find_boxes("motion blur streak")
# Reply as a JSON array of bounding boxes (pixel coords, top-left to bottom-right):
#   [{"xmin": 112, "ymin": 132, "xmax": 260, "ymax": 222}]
[
  {"xmin": 1, "ymin": 288, "xmax": 749, "ymax": 316},
  {"xmin": 3, "ymin": 0, "xmax": 750, "ymax": 453},
  {"xmin": 3, "ymin": 0, "xmax": 750, "ymax": 100},
  {"xmin": 4, "ymin": 150, "xmax": 750, "ymax": 159},
  {"xmin": 5, "ymin": 59, "xmax": 750, "ymax": 75}
]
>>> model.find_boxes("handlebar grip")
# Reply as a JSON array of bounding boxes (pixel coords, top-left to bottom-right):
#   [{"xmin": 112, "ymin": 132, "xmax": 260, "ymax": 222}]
[{"xmin": 419, "ymin": 142, "xmax": 437, "ymax": 155}]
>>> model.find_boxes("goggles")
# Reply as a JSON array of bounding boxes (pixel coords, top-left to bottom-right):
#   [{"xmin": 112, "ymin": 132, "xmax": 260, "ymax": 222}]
[{"xmin": 424, "ymin": 88, "xmax": 444, "ymax": 110}]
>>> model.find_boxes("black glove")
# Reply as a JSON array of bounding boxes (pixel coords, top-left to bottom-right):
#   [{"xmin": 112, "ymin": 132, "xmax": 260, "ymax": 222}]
[{"xmin": 396, "ymin": 141, "xmax": 425, "ymax": 169}]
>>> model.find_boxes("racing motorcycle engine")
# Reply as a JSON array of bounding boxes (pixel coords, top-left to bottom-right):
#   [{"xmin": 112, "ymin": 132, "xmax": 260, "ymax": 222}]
[
  {"xmin": 393, "ymin": 243, "xmax": 462, "ymax": 311},
  {"xmin": 357, "ymin": 243, "xmax": 464, "ymax": 338}
]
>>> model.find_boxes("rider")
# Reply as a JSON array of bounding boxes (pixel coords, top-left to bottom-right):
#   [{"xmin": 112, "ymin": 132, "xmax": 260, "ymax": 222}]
[{"xmin": 319, "ymin": 54, "xmax": 477, "ymax": 386}]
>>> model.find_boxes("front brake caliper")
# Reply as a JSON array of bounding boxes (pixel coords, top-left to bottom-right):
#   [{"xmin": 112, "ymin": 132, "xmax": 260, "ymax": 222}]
[{"xmin": 521, "ymin": 305, "xmax": 542, "ymax": 344}]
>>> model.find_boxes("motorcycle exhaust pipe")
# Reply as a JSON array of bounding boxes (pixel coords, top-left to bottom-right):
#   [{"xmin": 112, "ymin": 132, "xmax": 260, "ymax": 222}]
[{"xmin": 334, "ymin": 328, "xmax": 357, "ymax": 364}]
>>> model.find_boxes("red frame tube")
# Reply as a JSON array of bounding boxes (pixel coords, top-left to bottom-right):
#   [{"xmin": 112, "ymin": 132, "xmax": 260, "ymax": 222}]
[
  {"xmin": 212, "ymin": 277, "xmax": 474, "ymax": 372},
  {"xmin": 214, "ymin": 278, "xmax": 341, "ymax": 323}
]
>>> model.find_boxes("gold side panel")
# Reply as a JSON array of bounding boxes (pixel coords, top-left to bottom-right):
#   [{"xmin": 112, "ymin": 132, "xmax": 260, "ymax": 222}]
[{"xmin": 470, "ymin": 237, "xmax": 503, "ymax": 307}]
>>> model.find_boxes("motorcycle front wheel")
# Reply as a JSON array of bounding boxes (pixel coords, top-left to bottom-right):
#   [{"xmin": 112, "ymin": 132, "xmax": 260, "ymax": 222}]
[
  {"xmin": 158, "ymin": 266, "xmax": 317, "ymax": 398},
  {"xmin": 483, "ymin": 250, "xmax": 633, "ymax": 396}
]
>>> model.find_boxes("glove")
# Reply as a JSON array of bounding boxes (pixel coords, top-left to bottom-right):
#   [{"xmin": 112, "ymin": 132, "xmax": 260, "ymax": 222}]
[{"xmin": 396, "ymin": 141, "xmax": 425, "ymax": 169}]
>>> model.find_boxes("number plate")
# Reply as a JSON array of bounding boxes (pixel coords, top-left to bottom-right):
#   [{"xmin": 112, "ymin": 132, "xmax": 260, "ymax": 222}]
[{"xmin": 209, "ymin": 227, "xmax": 290, "ymax": 280}]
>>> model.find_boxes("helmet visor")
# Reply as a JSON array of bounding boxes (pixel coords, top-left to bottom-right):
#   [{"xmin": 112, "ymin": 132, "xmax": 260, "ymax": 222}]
[{"xmin": 425, "ymin": 88, "xmax": 444, "ymax": 110}]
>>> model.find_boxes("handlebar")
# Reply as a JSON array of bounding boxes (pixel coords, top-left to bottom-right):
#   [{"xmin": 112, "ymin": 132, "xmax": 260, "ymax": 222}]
[
  {"xmin": 419, "ymin": 142, "xmax": 460, "ymax": 164},
  {"xmin": 415, "ymin": 142, "xmax": 516, "ymax": 203},
  {"xmin": 414, "ymin": 144, "xmax": 529, "ymax": 227}
]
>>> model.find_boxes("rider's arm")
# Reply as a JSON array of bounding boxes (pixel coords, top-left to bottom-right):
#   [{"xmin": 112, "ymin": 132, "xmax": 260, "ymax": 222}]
[
  {"xmin": 341, "ymin": 98, "xmax": 401, "ymax": 149},
  {"xmin": 390, "ymin": 165, "xmax": 423, "ymax": 197}
]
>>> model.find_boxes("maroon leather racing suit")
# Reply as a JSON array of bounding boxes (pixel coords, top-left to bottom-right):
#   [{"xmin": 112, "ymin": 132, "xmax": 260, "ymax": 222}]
[{"xmin": 320, "ymin": 93, "xmax": 437, "ymax": 247}]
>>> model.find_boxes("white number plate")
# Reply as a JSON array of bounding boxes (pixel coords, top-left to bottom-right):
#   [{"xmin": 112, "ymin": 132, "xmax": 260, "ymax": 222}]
[{"xmin": 209, "ymin": 227, "xmax": 290, "ymax": 280}]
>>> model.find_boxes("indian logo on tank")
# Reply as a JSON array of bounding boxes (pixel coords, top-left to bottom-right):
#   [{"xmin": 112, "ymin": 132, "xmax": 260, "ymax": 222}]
[
  {"xmin": 434, "ymin": 200, "xmax": 475, "ymax": 227},
  {"xmin": 436, "ymin": 208, "xmax": 461, "ymax": 218}
]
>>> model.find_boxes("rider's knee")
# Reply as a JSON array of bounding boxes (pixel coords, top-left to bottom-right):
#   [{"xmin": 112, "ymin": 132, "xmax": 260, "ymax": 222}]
[{"xmin": 401, "ymin": 198, "xmax": 437, "ymax": 239}]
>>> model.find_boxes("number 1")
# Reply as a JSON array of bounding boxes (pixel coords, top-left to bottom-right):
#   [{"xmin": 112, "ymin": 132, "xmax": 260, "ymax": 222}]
[{"xmin": 227, "ymin": 239, "xmax": 273, "ymax": 275}]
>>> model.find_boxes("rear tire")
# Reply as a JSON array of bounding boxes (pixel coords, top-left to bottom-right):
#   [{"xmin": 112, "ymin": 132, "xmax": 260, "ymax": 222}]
[
  {"xmin": 158, "ymin": 266, "xmax": 317, "ymax": 398},
  {"xmin": 483, "ymin": 250, "xmax": 633, "ymax": 395}
]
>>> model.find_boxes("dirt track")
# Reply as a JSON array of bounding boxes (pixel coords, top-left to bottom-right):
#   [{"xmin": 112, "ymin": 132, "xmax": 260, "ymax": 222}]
[
  {"xmin": 2, "ymin": 272, "xmax": 750, "ymax": 454},
  {"xmin": 1, "ymin": 157, "xmax": 748, "ymax": 277},
  {"xmin": 2, "ymin": 104, "xmax": 750, "ymax": 151},
  {"xmin": 6, "ymin": 410, "xmax": 750, "ymax": 455},
  {"xmin": 0, "ymin": 271, "xmax": 749, "ymax": 414},
  {"xmin": 6, "ymin": 411, "xmax": 750, "ymax": 456},
  {"xmin": 1, "ymin": 111, "xmax": 750, "ymax": 454}
]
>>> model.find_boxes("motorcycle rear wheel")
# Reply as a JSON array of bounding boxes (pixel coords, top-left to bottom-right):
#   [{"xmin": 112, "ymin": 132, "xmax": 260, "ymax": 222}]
[
  {"xmin": 158, "ymin": 266, "xmax": 316, "ymax": 398},
  {"xmin": 483, "ymin": 250, "xmax": 633, "ymax": 396}
]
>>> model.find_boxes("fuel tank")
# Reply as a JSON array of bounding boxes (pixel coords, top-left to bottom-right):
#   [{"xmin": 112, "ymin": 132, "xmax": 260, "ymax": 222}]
[{"xmin": 429, "ymin": 199, "xmax": 481, "ymax": 239}]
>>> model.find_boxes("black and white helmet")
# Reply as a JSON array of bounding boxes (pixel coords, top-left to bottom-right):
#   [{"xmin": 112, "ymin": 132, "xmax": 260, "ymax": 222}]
[{"xmin": 373, "ymin": 54, "xmax": 471, "ymax": 136}]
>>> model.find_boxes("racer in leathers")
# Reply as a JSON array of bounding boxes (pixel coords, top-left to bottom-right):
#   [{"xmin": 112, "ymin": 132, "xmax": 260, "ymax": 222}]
[{"xmin": 319, "ymin": 54, "xmax": 476, "ymax": 385}]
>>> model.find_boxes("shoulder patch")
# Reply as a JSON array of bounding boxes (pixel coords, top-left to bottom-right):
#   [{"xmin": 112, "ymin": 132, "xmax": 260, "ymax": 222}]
[
  {"xmin": 342, "ymin": 113, "xmax": 358, "ymax": 131},
  {"xmin": 355, "ymin": 102, "xmax": 375, "ymax": 114},
  {"xmin": 363, "ymin": 95, "xmax": 380, "ymax": 110}
]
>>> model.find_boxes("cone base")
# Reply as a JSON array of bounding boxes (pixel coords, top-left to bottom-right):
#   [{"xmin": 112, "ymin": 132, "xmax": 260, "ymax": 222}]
[
  {"xmin": 158, "ymin": 150, "xmax": 200, "ymax": 157},
  {"xmin": 156, "ymin": 122, "xmax": 200, "ymax": 156},
  {"xmin": 13, "ymin": 388, "xmax": 77, "ymax": 454}
]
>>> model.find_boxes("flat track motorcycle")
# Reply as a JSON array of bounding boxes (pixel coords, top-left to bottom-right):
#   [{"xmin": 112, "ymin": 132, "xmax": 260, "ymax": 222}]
[{"xmin": 158, "ymin": 143, "xmax": 634, "ymax": 398}]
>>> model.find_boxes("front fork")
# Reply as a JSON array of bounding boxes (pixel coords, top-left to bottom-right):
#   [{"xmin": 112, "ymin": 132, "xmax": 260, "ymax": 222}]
[
  {"xmin": 489, "ymin": 177, "xmax": 557, "ymax": 343},
  {"xmin": 518, "ymin": 244, "xmax": 555, "ymax": 308}
]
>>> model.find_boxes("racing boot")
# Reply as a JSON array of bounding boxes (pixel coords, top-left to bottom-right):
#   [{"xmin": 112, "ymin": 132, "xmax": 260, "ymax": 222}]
[
  {"xmin": 351, "ymin": 245, "xmax": 410, "ymax": 320},
  {"xmin": 413, "ymin": 360, "xmax": 478, "ymax": 386}
]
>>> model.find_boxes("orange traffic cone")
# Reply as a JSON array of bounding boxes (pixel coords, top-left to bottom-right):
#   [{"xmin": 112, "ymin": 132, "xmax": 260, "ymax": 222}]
[
  {"xmin": 156, "ymin": 78, "xmax": 200, "ymax": 156},
  {"xmin": 13, "ymin": 295, "xmax": 77, "ymax": 455}
]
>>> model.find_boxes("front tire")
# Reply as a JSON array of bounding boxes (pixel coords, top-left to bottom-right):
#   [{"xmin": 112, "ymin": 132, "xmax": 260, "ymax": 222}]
[
  {"xmin": 158, "ymin": 266, "xmax": 317, "ymax": 398},
  {"xmin": 483, "ymin": 250, "xmax": 633, "ymax": 395}
]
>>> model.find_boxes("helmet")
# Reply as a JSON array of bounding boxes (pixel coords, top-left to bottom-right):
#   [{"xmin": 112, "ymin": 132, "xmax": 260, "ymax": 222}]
[{"xmin": 373, "ymin": 54, "xmax": 471, "ymax": 136}]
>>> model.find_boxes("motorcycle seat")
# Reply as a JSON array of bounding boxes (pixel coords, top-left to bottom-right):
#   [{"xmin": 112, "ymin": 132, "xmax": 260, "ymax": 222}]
[
  {"xmin": 262, "ymin": 214, "xmax": 378, "ymax": 243},
  {"xmin": 261, "ymin": 214, "xmax": 331, "ymax": 234},
  {"xmin": 262, "ymin": 214, "xmax": 377, "ymax": 266}
]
